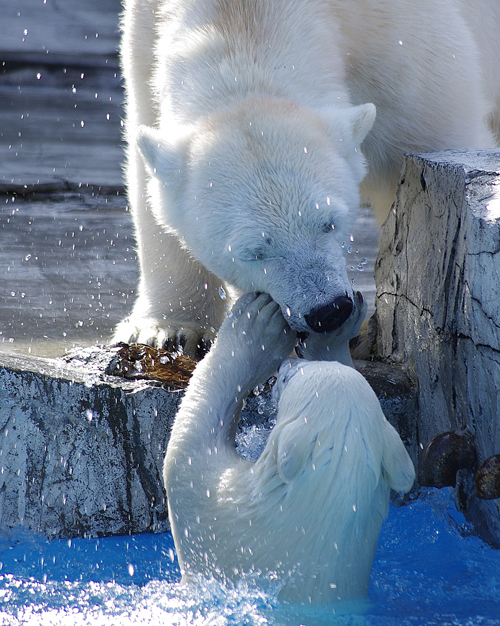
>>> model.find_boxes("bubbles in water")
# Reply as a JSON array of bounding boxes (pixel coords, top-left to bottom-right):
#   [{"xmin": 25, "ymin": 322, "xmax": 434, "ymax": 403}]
[{"xmin": 219, "ymin": 286, "xmax": 227, "ymax": 301}]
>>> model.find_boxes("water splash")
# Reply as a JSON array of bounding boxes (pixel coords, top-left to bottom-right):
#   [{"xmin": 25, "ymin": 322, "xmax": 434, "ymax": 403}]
[{"xmin": 1, "ymin": 490, "xmax": 500, "ymax": 625}]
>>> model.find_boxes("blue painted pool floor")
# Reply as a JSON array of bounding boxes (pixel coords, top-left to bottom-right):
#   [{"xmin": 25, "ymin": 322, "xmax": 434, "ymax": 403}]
[{"xmin": 1, "ymin": 488, "xmax": 500, "ymax": 626}]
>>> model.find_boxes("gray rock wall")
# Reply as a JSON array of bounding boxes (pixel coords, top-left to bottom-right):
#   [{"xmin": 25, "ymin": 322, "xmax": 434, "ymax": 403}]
[
  {"xmin": 0, "ymin": 348, "xmax": 179, "ymax": 539},
  {"xmin": 0, "ymin": 347, "xmax": 418, "ymax": 540},
  {"xmin": 375, "ymin": 150, "xmax": 500, "ymax": 545}
]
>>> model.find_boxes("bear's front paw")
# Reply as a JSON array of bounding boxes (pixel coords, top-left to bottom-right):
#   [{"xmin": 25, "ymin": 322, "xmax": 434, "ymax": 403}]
[{"xmin": 112, "ymin": 316, "xmax": 215, "ymax": 360}]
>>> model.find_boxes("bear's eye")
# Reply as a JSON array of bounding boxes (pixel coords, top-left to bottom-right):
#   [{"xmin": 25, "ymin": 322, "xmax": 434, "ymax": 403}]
[
  {"xmin": 251, "ymin": 248, "xmax": 266, "ymax": 261},
  {"xmin": 322, "ymin": 222, "xmax": 335, "ymax": 233},
  {"xmin": 237, "ymin": 247, "xmax": 267, "ymax": 262}
]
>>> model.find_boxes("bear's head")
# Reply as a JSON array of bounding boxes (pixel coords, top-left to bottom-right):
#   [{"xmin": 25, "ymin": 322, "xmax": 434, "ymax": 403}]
[{"xmin": 137, "ymin": 98, "xmax": 376, "ymax": 333}]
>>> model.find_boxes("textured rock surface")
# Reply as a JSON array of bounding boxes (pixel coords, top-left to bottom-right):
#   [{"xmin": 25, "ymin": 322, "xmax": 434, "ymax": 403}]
[
  {"xmin": 375, "ymin": 150, "xmax": 500, "ymax": 545},
  {"xmin": 0, "ymin": 347, "xmax": 179, "ymax": 538},
  {"xmin": 0, "ymin": 347, "xmax": 417, "ymax": 539}
]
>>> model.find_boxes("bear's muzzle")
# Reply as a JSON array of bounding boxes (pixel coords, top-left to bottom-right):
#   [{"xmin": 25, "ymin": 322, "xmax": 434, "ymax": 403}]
[{"xmin": 304, "ymin": 294, "xmax": 354, "ymax": 333}]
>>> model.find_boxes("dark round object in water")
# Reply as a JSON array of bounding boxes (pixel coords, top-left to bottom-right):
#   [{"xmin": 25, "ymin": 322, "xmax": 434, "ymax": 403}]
[
  {"xmin": 475, "ymin": 454, "xmax": 500, "ymax": 500},
  {"xmin": 418, "ymin": 430, "xmax": 476, "ymax": 488}
]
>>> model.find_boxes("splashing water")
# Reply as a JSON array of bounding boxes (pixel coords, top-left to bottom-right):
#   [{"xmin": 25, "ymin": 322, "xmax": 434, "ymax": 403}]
[{"xmin": 1, "ymin": 488, "xmax": 500, "ymax": 625}]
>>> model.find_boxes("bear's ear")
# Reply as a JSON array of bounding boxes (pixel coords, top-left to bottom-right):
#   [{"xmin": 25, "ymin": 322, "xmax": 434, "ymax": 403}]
[
  {"xmin": 346, "ymin": 103, "xmax": 377, "ymax": 145},
  {"xmin": 319, "ymin": 102, "xmax": 376, "ymax": 147},
  {"xmin": 136, "ymin": 125, "xmax": 186, "ymax": 191},
  {"xmin": 276, "ymin": 418, "xmax": 314, "ymax": 483},
  {"xmin": 381, "ymin": 421, "xmax": 416, "ymax": 493}
]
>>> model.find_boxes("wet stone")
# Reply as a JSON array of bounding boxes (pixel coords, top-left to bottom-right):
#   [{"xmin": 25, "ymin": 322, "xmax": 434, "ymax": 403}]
[
  {"xmin": 0, "ymin": 347, "xmax": 178, "ymax": 538},
  {"xmin": 0, "ymin": 346, "xmax": 417, "ymax": 539},
  {"xmin": 375, "ymin": 149, "xmax": 500, "ymax": 546}
]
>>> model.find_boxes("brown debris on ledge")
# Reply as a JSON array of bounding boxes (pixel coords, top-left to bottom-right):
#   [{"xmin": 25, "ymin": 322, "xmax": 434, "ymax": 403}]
[{"xmin": 109, "ymin": 343, "xmax": 196, "ymax": 389}]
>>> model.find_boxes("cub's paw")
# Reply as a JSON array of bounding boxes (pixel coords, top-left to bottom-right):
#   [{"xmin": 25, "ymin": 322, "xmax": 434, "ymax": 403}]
[
  {"xmin": 217, "ymin": 293, "xmax": 297, "ymax": 379},
  {"xmin": 112, "ymin": 316, "xmax": 216, "ymax": 361}
]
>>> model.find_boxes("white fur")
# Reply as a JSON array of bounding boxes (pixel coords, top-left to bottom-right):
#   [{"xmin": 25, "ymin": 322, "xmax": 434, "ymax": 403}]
[
  {"xmin": 116, "ymin": 0, "xmax": 499, "ymax": 355},
  {"xmin": 164, "ymin": 293, "xmax": 415, "ymax": 604}
]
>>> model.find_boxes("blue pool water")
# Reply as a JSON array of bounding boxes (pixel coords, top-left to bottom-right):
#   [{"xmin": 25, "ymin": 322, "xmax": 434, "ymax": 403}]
[{"xmin": 1, "ymin": 488, "xmax": 500, "ymax": 626}]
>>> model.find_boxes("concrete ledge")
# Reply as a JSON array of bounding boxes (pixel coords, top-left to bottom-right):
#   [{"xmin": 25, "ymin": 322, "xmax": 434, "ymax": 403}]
[
  {"xmin": 0, "ymin": 347, "xmax": 417, "ymax": 539},
  {"xmin": 375, "ymin": 149, "xmax": 500, "ymax": 545}
]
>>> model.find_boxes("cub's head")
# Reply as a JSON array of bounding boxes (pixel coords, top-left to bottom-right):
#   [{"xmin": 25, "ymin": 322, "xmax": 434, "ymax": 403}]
[{"xmin": 137, "ymin": 98, "xmax": 375, "ymax": 333}]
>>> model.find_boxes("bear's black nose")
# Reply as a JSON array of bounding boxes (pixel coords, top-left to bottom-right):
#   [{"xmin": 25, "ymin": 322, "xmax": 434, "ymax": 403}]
[{"xmin": 304, "ymin": 295, "xmax": 353, "ymax": 333}]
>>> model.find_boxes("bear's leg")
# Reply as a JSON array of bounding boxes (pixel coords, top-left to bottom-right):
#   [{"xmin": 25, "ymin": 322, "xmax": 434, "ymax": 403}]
[{"xmin": 114, "ymin": 0, "xmax": 228, "ymax": 358}]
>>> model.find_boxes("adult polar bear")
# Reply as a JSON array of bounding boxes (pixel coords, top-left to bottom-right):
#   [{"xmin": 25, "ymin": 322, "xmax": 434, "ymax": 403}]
[{"xmin": 115, "ymin": 0, "xmax": 500, "ymax": 358}]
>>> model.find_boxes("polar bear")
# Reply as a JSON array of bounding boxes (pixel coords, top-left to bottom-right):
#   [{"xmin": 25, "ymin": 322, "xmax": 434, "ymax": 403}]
[
  {"xmin": 115, "ymin": 0, "xmax": 500, "ymax": 358},
  {"xmin": 164, "ymin": 293, "xmax": 415, "ymax": 604}
]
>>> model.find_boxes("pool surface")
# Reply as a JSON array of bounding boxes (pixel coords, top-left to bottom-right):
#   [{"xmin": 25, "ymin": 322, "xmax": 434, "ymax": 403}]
[{"xmin": 1, "ymin": 488, "xmax": 500, "ymax": 625}]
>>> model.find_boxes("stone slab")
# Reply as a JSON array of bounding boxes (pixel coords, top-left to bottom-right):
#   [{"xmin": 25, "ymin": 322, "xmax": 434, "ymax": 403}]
[
  {"xmin": 0, "ymin": 347, "xmax": 178, "ymax": 538},
  {"xmin": 0, "ymin": 348, "xmax": 417, "ymax": 539},
  {"xmin": 1, "ymin": 0, "xmax": 122, "ymax": 58},
  {"xmin": 374, "ymin": 149, "xmax": 500, "ymax": 545},
  {"xmin": 0, "ymin": 66, "xmax": 124, "ymax": 190},
  {"xmin": 0, "ymin": 193, "xmax": 138, "ymax": 357}
]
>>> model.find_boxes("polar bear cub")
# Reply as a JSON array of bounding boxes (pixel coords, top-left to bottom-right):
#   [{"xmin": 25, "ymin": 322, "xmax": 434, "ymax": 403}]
[{"xmin": 164, "ymin": 293, "xmax": 415, "ymax": 604}]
